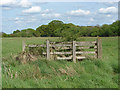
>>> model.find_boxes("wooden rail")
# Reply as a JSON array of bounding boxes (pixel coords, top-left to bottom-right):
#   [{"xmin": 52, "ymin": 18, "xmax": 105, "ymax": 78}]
[{"xmin": 22, "ymin": 37, "xmax": 102, "ymax": 63}]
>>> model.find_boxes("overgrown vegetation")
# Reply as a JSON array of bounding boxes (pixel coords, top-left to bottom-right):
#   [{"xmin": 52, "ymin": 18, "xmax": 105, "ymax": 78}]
[
  {"xmin": 2, "ymin": 37, "xmax": 118, "ymax": 88},
  {"xmin": 2, "ymin": 20, "xmax": 119, "ymax": 39}
]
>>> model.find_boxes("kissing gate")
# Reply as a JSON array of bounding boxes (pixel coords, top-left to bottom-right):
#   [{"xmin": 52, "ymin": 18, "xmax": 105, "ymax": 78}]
[{"xmin": 22, "ymin": 37, "xmax": 102, "ymax": 63}]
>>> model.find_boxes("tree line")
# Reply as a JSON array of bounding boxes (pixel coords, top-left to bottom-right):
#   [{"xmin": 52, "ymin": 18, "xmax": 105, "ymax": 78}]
[{"xmin": 2, "ymin": 20, "xmax": 119, "ymax": 39}]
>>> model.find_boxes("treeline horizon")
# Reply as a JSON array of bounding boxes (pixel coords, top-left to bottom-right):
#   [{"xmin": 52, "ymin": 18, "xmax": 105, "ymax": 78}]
[{"xmin": 2, "ymin": 20, "xmax": 119, "ymax": 38}]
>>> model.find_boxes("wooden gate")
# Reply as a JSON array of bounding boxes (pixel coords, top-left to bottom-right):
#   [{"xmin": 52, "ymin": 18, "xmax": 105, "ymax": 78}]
[{"xmin": 22, "ymin": 37, "xmax": 102, "ymax": 63}]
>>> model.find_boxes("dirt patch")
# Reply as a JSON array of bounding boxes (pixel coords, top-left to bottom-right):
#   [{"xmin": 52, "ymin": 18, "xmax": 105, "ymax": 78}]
[
  {"xmin": 58, "ymin": 66, "xmax": 77, "ymax": 76},
  {"xmin": 16, "ymin": 51, "xmax": 37, "ymax": 64},
  {"xmin": 59, "ymin": 68, "xmax": 67, "ymax": 74},
  {"xmin": 66, "ymin": 66, "xmax": 77, "ymax": 76}
]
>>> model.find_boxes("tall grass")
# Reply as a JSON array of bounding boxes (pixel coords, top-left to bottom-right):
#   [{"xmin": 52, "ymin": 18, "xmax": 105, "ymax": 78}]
[{"xmin": 2, "ymin": 37, "xmax": 118, "ymax": 88}]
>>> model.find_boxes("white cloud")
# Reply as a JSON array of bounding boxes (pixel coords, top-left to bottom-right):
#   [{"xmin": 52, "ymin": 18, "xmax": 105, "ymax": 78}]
[
  {"xmin": 99, "ymin": 7, "xmax": 117, "ymax": 13},
  {"xmin": 90, "ymin": 18, "xmax": 94, "ymax": 21},
  {"xmin": 18, "ymin": 0, "xmax": 32, "ymax": 8},
  {"xmin": 14, "ymin": 17, "xmax": 23, "ymax": 21},
  {"xmin": 112, "ymin": 19, "xmax": 116, "ymax": 22},
  {"xmin": 54, "ymin": 13, "xmax": 61, "ymax": 17},
  {"xmin": 15, "ymin": 17, "xmax": 19, "ymax": 21},
  {"xmin": 41, "ymin": 13, "xmax": 61, "ymax": 17},
  {"xmin": 22, "ymin": 6, "xmax": 41, "ymax": 13},
  {"xmin": 106, "ymin": 14, "xmax": 111, "ymax": 17},
  {"xmin": 69, "ymin": 9, "xmax": 90, "ymax": 16},
  {"xmin": 42, "ymin": 9, "xmax": 53, "ymax": 13},
  {"xmin": 15, "ymin": 21, "xmax": 21, "ymax": 24},
  {"xmin": 2, "ymin": 7, "xmax": 11, "ymax": 10},
  {"xmin": 44, "ymin": 9, "xmax": 50, "ymax": 12},
  {"xmin": 0, "ymin": 0, "xmax": 32, "ymax": 8},
  {"xmin": 0, "ymin": 0, "xmax": 17, "ymax": 6}
]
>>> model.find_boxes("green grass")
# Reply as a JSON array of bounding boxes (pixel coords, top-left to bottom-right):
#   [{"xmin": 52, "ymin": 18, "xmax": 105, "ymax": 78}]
[{"xmin": 2, "ymin": 37, "xmax": 119, "ymax": 88}]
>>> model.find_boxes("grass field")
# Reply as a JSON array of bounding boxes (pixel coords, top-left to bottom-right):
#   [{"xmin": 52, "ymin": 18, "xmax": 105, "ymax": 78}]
[{"xmin": 2, "ymin": 37, "xmax": 118, "ymax": 88}]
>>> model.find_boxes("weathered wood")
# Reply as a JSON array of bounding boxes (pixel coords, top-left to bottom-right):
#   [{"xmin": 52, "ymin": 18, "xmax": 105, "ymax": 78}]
[
  {"xmin": 25, "ymin": 39, "xmax": 101, "ymax": 61},
  {"xmin": 43, "ymin": 51, "xmax": 95, "ymax": 55},
  {"xmin": 57, "ymin": 56, "xmax": 72, "ymax": 60},
  {"xmin": 75, "ymin": 43, "xmax": 95, "ymax": 46},
  {"xmin": 28, "ymin": 44, "xmax": 46, "ymax": 47},
  {"xmin": 22, "ymin": 40, "xmax": 26, "ymax": 52},
  {"xmin": 46, "ymin": 40, "xmax": 50, "ymax": 59},
  {"xmin": 73, "ymin": 41, "xmax": 76, "ymax": 63},
  {"xmin": 50, "ymin": 42, "xmax": 96, "ymax": 47},
  {"xmin": 57, "ymin": 56, "xmax": 86, "ymax": 60},
  {"xmin": 28, "ymin": 44, "xmax": 97, "ymax": 49},
  {"xmin": 43, "ymin": 52, "xmax": 72, "ymax": 55},
  {"xmin": 77, "ymin": 46, "xmax": 95, "ymax": 49},
  {"xmin": 50, "ymin": 42, "xmax": 72, "ymax": 44},
  {"xmin": 97, "ymin": 37, "xmax": 102, "ymax": 59},
  {"xmin": 94, "ymin": 46, "xmax": 97, "ymax": 49},
  {"xmin": 76, "ymin": 56, "xmax": 86, "ymax": 59},
  {"xmin": 76, "ymin": 41, "xmax": 97, "ymax": 44},
  {"xmin": 76, "ymin": 51, "xmax": 96, "ymax": 54},
  {"xmin": 50, "ymin": 44, "xmax": 72, "ymax": 47},
  {"xmin": 77, "ymin": 47, "xmax": 91, "ymax": 49},
  {"xmin": 57, "ymin": 47, "xmax": 71, "ymax": 50}
]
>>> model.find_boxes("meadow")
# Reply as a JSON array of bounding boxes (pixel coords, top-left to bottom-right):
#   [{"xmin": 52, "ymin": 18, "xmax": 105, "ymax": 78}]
[{"xmin": 2, "ymin": 37, "xmax": 118, "ymax": 88}]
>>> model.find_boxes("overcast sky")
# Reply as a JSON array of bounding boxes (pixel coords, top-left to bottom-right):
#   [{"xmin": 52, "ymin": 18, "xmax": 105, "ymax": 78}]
[{"xmin": 0, "ymin": 0, "xmax": 118, "ymax": 34}]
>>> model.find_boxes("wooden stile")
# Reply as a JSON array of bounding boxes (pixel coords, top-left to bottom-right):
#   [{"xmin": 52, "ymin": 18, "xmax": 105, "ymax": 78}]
[
  {"xmin": 77, "ymin": 56, "xmax": 86, "ymax": 59},
  {"xmin": 22, "ymin": 40, "xmax": 26, "ymax": 52},
  {"xmin": 50, "ymin": 41, "xmax": 72, "ymax": 44},
  {"xmin": 57, "ymin": 56, "xmax": 72, "ymax": 60},
  {"xmin": 46, "ymin": 40, "xmax": 50, "ymax": 59},
  {"xmin": 50, "ymin": 44, "xmax": 72, "ymax": 47},
  {"xmin": 43, "ymin": 52, "xmax": 72, "ymax": 55},
  {"xmin": 75, "ymin": 43, "xmax": 95, "ymax": 46},
  {"xmin": 76, "ymin": 41, "xmax": 96, "ymax": 44},
  {"xmin": 43, "ymin": 51, "xmax": 95, "ymax": 55},
  {"xmin": 76, "ymin": 51, "xmax": 96, "ymax": 54},
  {"xmin": 73, "ymin": 41, "xmax": 76, "ymax": 63},
  {"xmin": 24, "ymin": 37, "xmax": 102, "ymax": 62}
]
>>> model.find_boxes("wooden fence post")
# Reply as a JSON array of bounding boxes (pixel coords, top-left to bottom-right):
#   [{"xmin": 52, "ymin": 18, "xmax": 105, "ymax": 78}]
[
  {"xmin": 46, "ymin": 40, "xmax": 50, "ymax": 59},
  {"xmin": 73, "ymin": 41, "xmax": 76, "ymax": 63},
  {"xmin": 97, "ymin": 37, "xmax": 102, "ymax": 59},
  {"xmin": 22, "ymin": 40, "xmax": 26, "ymax": 52}
]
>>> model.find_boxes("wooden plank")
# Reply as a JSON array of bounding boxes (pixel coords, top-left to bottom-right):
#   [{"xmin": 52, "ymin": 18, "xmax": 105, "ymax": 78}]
[
  {"xmin": 97, "ymin": 37, "xmax": 102, "ymax": 59},
  {"xmin": 77, "ymin": 47, "xmax": 91, "ymax": 49},
  {"xmin": 28, "ymin": 45, "xmax": 97, "ymax": 49},
  {"xmin": 76, "ymin": 41, "xmax": 97, "ymax": 44},
  {"xmin": 46, "ymin": 40, "xmax": 50, "ymax": 59},
  {"xmin": 50, "ymin": 42, "xmax": 72, "ymax": 44},
  {"xmin": 43, "ymin": 51, "xmax": 95, "ymax": 55},
  {"xmin": 76, "ymin": 51, "xmax": 96, "ymax": 54},
  {"xmin": 43, "ymin": 52, "xmax": 72, "ymax": 55},
  {"xmin": 28, "ymin": 44, "xmax": 46, "ymax": 47},
  {"xmin": 94, "ymin": 46, "xmax": 97, "ymax": 49},
  {"xmin": 50, "ymin": 44, "xmax": 72, "ymax": 47},
  {"xmin": 58, "ymin": 47, "xmax": 71, "ymax": 50},
  {"xmin": 77, "ymin": 46, "xmax": 95, "ymax": 49},
  {"xmin": 22, "ymin": 40, "xmax": 26, "ymax": 52},
  {"xmin": 57, "ymin": 56, "xmax": 72, "ymax": 60},
  {"xmin": 76, "ymin": 56, "xmax": 86, "ymax": 59},
  {"xmin": 57, "ymin": 56, "xmax": 86, "ymax": 60},
  {"xmin": 75, "ymin": 43, "xmax": 95, "ymax": 46},
  {"xmin": 50, "ymin": 47, "xmax": 71, "ymax": 51},
  {"xmin": 73, "ymin": 41, "xmax": 76, "ymax": 63}
]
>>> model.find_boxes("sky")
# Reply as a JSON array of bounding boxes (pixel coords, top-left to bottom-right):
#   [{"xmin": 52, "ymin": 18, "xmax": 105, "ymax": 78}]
[{"xmin": 0, "ymin": 0, "xmax": 119, "ymax": 34}]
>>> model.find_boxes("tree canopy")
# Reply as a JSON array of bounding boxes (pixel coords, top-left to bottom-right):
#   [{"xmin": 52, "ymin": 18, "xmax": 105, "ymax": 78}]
[{"xmin": 2, "ymin": 20, "xmax": 119, "ymax": 39}]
